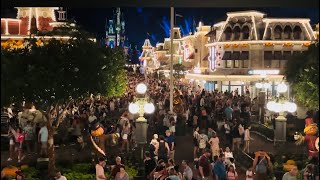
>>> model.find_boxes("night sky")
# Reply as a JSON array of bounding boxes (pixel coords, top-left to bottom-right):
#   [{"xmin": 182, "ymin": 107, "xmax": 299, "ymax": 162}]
[{"xmin": 2, "ymin": 7, "xmax": 319, "ymax": 49}]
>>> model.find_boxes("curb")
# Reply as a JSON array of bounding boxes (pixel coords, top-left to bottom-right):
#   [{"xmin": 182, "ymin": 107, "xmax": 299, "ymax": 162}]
[{"xmin": 251, "ymin": 131, "xmax": 274, "ymax": 142}]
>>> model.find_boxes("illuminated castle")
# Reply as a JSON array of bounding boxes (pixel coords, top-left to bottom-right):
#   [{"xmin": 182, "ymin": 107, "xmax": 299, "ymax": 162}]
[{"xmin": 105, "ymin": 8, "xmax": 127, "ymax": 48}]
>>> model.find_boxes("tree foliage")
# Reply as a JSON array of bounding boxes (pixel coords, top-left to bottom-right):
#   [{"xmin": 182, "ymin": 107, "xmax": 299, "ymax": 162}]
[
  {"xmin": 285, "ymin": 43, "xmax": 319, "ymax": 109},
  {"xmin": 1, "ymin": 24, "xmax": 127, "ymax": 107},
  {"xmin": 1, "ymin": 24, "xmax": 127, "ymax": 176}
]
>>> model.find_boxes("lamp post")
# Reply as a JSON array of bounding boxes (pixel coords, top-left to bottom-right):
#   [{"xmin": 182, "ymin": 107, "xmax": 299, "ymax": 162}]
[
  {"xmin": 128, "ymin": 83, "xmax": 155, "ymax": 178},
  {"xmin": 255, "ymin": 79, "xmax": 271, "ymax": 124},
  {"xmin": 266, "ymin": 82, "xmax": 297, "ymax": 145}
]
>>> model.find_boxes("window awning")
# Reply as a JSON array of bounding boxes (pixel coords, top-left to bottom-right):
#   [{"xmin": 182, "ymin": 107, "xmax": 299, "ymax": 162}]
[
  {"xmin": 232, "ymin": 51, "xmax": 240, "ymax": 60},
  {"xmin": 222, "ymin": 51, "xmax": 231, "ymax": 60},
  {"xmin": 186, "ymin": 52, "xmax": 194, "ymax": 59},
  {"xmin": 205, "ymin": 30, "xmax": 216, "ymax": 37},
  {"xmin": 274, "ymin": 51, "xmax": 282, "ymax": 60},
  {"xmin": 202, "ymin": 53, "xmax": 209, "ymax": 61},
  {"xmin": 264, "ymin": 51, "xmax": 273, "ymax": 60},
  {"xmin": 239, "ymin": 51, "xmax": 249, "ymax": 60}
]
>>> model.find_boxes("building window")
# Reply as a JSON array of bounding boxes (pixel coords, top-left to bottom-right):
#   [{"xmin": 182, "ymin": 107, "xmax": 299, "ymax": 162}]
[
  {"xmin": 243, "ymin": 60, "xmax": 249, "ymax": 68},
  {"xmin": 242, "ymin": 26, "xmax": 250, "ymax": 40},
  {"xmin": 195, "ymin": 49, "xmax": 198, "ymax": 53},
  {"xmin": 281, "ymin": 60, "xmax": 288, "ymax": 68},
  {"xmin": 222, "ymin": 51, "xmax": 232, "ymax": 60},
  {"xmin": 234, "ymin": 60, "xmax": 240, "ymax": 68},
  {"xmin": 292, "ymin": 51, "xmax": 301, "ymax": 58},
  {"xmin": 224, "ymin": 26, "xmax": 233, "ymax": 41},
  {"xmin": 226, "ymin": 60, "xmax": 232, "ymax": 68},
  {"xmin": 271, "ymin": 60, "xmax": 280, "ymax": 68},
  {"xmin": 274, "ymin": 25, "xmax": 283, "ymax": 40},
  {"xmin": 232, "ymin": 51, "xmax": 240, "ymax": 60},
  {"xmin": 264, "ymin": 60, "xmax": 271, "ymax": 68},
  {"xmin": 283, "ymin": 51, "xmax": 292, "ymax": 60},
  {"xmin": 274, "ymin": 51, "xmax": 282, "ymax": 60},
  {"xmin": 284, "ymin": 26, "xmax": 292, "ymax": 40},
  {"xmin": 293, "ymin": 26, "xmax": 302, "ymax": 40},
  {"xmin": 240, "ymin": 51, "xmax": 249, "ymax": 60},
  {"xmin": 233, "ymin": 26, "xmax": 241, "ymax": 40},
  {"xmin": 264, "ymin": 51, "xmax": 273, "ymax": 60}
]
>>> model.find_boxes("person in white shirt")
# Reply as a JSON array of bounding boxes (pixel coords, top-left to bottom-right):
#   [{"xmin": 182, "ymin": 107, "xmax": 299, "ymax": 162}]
[
  {"xmin": 38, "ymin": 124, "xmax": 48, "ymax": 157},
  {"xmin": 182, "ymin": 160, "xmax": 193, "ymax": 180},
  {"xmin": 54, "ymin": 170, "xmax": 67, "ymax": 180},
  {"xmin": 224, "ymin": 147, "xmax": 234, "ymax": 165},
  {"xmin": 243, "ymin": 126, "xmax": 254, "ymax": 153},
  {"xmin": 88, "ymin": 112, "xmax": 97, "ymax": 124}
]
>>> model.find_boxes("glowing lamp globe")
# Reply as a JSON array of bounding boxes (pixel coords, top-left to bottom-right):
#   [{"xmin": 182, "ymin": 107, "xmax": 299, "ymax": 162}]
[
  {"xmin": 267, "ymin": 101, "xmax": 276, "ymax": 111},
  {"xmin": 136, "ymin": 83, "xmax": 147, "ymax": 94},
  {"xmin": 144, "ymin": 103, "xmax": 155, "ymax": 114},
  {"xmin": 255, "ymin": 82, "xmax": 263, "ymax": 89},
  {"xmin": 129, "ymin": 103, "xmax": 139, "ymax": 114},
  {"xmin": 273, "ymin": 103, "xmax": 284, "ymax": 113},
  {"xmin": 285, "ymin": 102, "xmax": 297, "ymax": 113},
  {"xmin": 263, "ymin": 83, "xmax": 271, "ymax": 89},
  {"xmin": 277, "ymin": 82, "xmax": 288, "ymax": 93}
]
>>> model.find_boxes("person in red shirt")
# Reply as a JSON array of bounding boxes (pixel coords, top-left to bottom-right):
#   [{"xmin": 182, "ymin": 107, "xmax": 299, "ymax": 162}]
[{"xmin": 198, "ymin": 149, "xmax": 211, "ymax": 180}]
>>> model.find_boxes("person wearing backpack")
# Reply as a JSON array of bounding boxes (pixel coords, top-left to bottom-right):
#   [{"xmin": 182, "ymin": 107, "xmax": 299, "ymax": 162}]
[
  {"xmin": 253, "ymin": 150, "xmax": 272, "ymax": 180},
  {"xmin": 198, "ymin": 130, "xmax": 208, "ymax": 154}
]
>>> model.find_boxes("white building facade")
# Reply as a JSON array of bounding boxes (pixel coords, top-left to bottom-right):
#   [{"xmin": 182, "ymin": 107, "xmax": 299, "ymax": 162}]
[{"xmin": 185, "ymin": 10, "xmax": 317, "ymax": 98}]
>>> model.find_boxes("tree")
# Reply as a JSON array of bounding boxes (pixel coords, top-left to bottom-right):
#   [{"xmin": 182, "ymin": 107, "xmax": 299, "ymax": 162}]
[
  {"xmin": 1, "ymin": 24, "xmax": 127, "ymax": 176},
  {"xmin": 285, "ymin": 43, "xmax": 319, "ymax": 109}
]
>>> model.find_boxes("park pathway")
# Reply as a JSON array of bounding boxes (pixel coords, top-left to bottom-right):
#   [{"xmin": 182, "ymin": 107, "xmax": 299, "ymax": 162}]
[{"xmin": 174, "ymin": 126, "xmax": 194, "ymax": 162}]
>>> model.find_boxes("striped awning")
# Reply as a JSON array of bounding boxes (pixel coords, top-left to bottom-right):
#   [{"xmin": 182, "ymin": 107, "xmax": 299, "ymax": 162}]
[{"xmin": 202, "ymin": 53, "xmax": 209, "ymax": 61}]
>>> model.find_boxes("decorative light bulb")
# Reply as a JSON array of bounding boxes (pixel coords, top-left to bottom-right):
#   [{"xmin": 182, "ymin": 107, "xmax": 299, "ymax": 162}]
[
  {"xmin": 285, "ymin": 102, "xmax": 297, "ymax": 113},
  {"xmin": 273, "ymin": 102, "xmax": 283, "ymax": 113},
  {"xmin": 128, "ymin": 103, "xmax": 139, "ymax": 114},
  {"xmin": 136, "ymin": 83, "xmax": 147, "ymax": 94},
  {"xmin": 267, "ymin": 101, "xmax": 276, "ymax": 111},
  {"xmin": 263, "ymin": 82, "xmax": 271, "ymax": 89},
  {"xmin": 144, "ymin": 103, "xmax": 155, "ymax": 114},
  {"xmin": 277, "ymin": 82, "xmax": 288, "ymax": 93},
  {"xmin": 255, "ymin": 82, "xmax": 263, "ymax": 89}
]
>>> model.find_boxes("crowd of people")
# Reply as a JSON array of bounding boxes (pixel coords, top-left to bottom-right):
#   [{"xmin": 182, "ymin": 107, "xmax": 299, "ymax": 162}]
[{"xmin": 1, "ymin": 69, "xmax": 319, "ymax": 180}]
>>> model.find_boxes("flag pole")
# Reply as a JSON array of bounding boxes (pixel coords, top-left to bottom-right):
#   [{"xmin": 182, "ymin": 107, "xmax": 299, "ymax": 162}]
[{"xmin": 170, "ymin": 7, "xmax": 174, "ymax": 112}]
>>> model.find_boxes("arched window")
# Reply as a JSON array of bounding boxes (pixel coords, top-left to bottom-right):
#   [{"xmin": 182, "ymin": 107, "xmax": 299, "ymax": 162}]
[
  {"xmin": 233, "ymin": 26, "xmax": 241, "ymax": 40},
  {"xmin": 283, "ymin": 25, "xmax": 292, "ymax": 40},
  {"xmin": 242, "ymin": 25, "xmax": 250, "ymax": 40},
  {"xmin": 224, "ymin": 26, "xmax": 233, "ymax": 41},
  {"xmin": 265, "ymin": 27, "xmax": 272, "ymax": 40},
  {"xmin": 274, "ymin": 25, "xmax": 282, "ymax": 40},
  {"xmin": 293, "ymin": 26, "xmax": 302, "ymax": 40}
]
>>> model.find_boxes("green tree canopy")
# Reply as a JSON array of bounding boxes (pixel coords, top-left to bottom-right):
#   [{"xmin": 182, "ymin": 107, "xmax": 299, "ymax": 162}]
[
  {"xmin": 1, "ymin": 26, "xmax": 127, "ymax": 107},
  {"xmin": 285, "ymin": 43, "xmax": 319, "ymax": 109},
  {"xmin": 1, "ymin": 24, "xmax": 127, "ymax": 176}
]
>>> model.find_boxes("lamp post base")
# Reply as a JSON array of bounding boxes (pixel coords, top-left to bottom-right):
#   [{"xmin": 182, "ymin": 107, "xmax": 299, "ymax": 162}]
[{"xmin": 274, "ymin": 115, "xmax": 287, "ymax": 146}]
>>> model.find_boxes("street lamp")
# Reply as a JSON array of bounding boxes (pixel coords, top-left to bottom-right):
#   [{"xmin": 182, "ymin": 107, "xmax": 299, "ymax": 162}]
[
  {"xmin": 128, "ymin": 82, "xmax": 155, "ymax": 178},
  {"xmin": 266, "ymin": 82, "xmax": 297, "ymax": 145}
]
